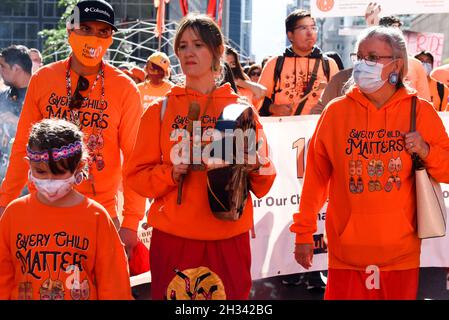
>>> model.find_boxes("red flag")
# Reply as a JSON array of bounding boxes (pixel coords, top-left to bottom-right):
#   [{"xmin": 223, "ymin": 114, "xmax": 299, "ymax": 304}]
[
  {"xmin": 155, "ymin": 0, "xmax": 170, "ymax": 38},
  {"xmin": 206, "ymin": 0, "xmax": 217, "ymax": 19},
  {"xmin": 179, "ymin": 0, "xmax": 188, "ymax": 16}
]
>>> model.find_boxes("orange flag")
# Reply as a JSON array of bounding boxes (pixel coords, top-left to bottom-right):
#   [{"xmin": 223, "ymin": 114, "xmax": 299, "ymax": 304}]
[{"xmin": 155, "ymin": 0, "xmax": 170, "ymax": 38}]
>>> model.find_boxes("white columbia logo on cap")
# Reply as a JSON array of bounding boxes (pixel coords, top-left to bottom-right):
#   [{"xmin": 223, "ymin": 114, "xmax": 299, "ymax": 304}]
[{"xmin": 86, "ymin": 7, "xmax": 111, "ymax": 18}]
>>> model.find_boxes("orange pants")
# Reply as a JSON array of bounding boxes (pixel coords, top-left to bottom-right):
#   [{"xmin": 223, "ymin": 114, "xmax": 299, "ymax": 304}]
[{"xmin": 325, "ymin": 268, "xmax": 419, "ymax": 300}]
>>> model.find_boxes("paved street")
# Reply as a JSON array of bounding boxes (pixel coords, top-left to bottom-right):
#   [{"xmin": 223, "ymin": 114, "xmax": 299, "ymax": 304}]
[{"xmin": 133, "ymin": 267, "xmax": 449, "ymax": 300}]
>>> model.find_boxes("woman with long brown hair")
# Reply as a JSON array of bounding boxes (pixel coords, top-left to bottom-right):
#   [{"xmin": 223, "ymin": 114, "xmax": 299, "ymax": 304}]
[{"xmin": 126, "ymin": 14, "xmax": 276, "ymax": 300}]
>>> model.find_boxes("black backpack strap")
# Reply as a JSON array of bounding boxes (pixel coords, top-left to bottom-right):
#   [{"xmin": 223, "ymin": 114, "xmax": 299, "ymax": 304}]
[
  {"xmin": 436, "ymin": 81, "xmax": 445, "ymax": 111},
  {"xmin": 321, "ymin": 54, "xmax": 330, "ymax": 82},
  {"xmin": 294, "ymin": 58, "xmax": 321, "ymax": 115},
  {"xmin": 259, "ymin": 56, "xmax": 285, "ymax": 116},
  {"xmin": 271, "ymin": 55, "xmax": 285, "ymax": 101}
]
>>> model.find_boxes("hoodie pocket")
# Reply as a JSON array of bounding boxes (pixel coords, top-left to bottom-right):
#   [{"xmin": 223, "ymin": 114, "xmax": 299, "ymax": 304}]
[{"xmin": 338, "ymin": 209, "xmax": 415, "ymax": 268}]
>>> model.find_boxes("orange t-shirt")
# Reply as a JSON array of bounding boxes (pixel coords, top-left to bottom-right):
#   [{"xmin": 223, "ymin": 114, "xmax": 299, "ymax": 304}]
[
  {"xmin": 258, "ymin": 52, "xmax": 339, "ymax": 115},
  {"xmin": 290, "ymin": 86, "xmax": 449, "ymax": 271},
  {"xmin": 404, "ymin": 57, "xmax": 431, "ymax": 101},
  {"xmin": 0, "ymin": 194, "xmax": 132, "ymax": 300},
  {"xmin": 0, "ymin": 57, "xmax": 146, "ymax": 231},
  {"xmin": 137, "ymin": 80, "xmax": 173, "ymax": 110},
  {"xmin": 126, "ymin": 84, "xmax": 276, "ymax": 240}
]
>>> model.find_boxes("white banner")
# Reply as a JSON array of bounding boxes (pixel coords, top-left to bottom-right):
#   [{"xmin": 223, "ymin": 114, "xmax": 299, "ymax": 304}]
[
  {"xmin": 311, "ymin": 0, "xmax": 449, "ymax": 18},
  {"xmin": 251, "ymin": 114, "xmax": 449, "ymax": 280},
  {"xmin": 404, "ymin": 31, "xmax": 445, "ymax": 67}
]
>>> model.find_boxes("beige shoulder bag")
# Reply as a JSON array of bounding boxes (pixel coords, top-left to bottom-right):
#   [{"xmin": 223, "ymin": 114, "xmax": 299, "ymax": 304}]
[{"xmin": 410, "ymin": 96, "xmax": 447, "ymax": 239}]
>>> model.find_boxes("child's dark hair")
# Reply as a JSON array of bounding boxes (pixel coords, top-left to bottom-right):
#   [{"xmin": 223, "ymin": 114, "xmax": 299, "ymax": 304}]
[{"xmin": 28, "ymin": 119, "xmax": 86, "ymax": 175}]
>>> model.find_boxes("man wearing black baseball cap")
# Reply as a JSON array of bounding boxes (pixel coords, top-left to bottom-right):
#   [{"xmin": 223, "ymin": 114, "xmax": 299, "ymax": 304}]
[
  {"xmin": 0, "ymin": 0, "xmax": 146, "ymax": 265},
  {"xmin": 70, "ymin": 0, "xmax": 118, "ymax": 31}
]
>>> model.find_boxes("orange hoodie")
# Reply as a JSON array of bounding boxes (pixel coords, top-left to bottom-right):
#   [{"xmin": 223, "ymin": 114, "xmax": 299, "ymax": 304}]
[
  {"xmin": 290, "ymin": 86, "xmax": 449, "ymax": 271},
  {"xmin": 126, "ymin": 84, "xmax": 276, "ymax": 240},
  {"xmin": 0, "ymin": 194, "xmax": 132, "ymax": 300},
  {"xmin": 258, "ymin": 48, "xmax": 339, "ymax": 115},
  {"xmin": 0, "ymin": 58, "xmax": 146, "ymax": 231}
]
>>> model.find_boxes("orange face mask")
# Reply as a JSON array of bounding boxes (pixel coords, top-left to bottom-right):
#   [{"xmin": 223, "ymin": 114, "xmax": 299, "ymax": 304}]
[{"xmin": 68, "ymin": 32, "xmax": 113, "ymax": 67}]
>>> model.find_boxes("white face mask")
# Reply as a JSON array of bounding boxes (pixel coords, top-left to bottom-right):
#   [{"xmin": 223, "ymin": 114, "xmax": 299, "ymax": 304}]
[
  {"xmin": 29, "ymin": 170, "xmax": 75, "ymax": 202},
  {"xmin": 422, "ymin": 62, "xmax": 432, "ymax": 76},
  {"xmin": 353, "ymin": 60, "xmax": 386, "ymax": 94}
]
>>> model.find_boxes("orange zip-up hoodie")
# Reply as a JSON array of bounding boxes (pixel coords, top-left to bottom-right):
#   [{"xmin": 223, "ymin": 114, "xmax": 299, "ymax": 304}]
[
  {"xmin": 0, "ymin": 58, "xmax": 146, "ymax": 231},
  {"xmin": 0, "ymin": 194, "xmax": 132, "ymax": 300},
  {"xmin": 290, "ymin": 86, "xmax": 449, "ymax": 271},
  {"xmin": 126, "ymin": 84, "xmax": 276, "ymax": 240}
]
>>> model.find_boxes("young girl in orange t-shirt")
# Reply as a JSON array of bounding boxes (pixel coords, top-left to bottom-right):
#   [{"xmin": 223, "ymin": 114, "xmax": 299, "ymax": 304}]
[{"xmin": 0, "ymin": 119, "xmax": 131, "ymax": 300}]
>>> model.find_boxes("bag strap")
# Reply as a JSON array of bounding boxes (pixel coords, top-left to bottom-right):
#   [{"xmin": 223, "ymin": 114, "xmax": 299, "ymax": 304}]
[
  {"xmin": 271, "ymin": 55, "xmax": 285, "ymax": 102},
  {"xmin": 294, "ymin": 58, "xmax": 321, "ymax": 115},
  {"xmin": 321, "ymin": 54, "xmax": 330, "ymax": 82},
  {"xmin": 436, "ymin": 81, "xmax": 445, "ymax": 111},
  {"xmin": 410, "ymin": 96, "xmax": 424, "ymax": 170},
  {"xmin": 160, "ymin": 97, "xmax": 168, "ymax": 121}
]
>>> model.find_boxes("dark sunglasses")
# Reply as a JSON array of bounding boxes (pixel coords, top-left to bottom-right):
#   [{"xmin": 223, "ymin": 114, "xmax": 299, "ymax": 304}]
[
  {"xmin": 69, "ymin": 76, "xmax": 89, "ymax": 109},
  {"xmin": 250, "ymin": 72, "xmax": 261, "ymax": 77}
]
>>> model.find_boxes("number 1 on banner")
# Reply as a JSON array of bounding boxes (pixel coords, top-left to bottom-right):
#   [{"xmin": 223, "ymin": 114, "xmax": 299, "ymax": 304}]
[{"xmin": 293, "ymin": 138, "xmax": 305, "ymax": 179}]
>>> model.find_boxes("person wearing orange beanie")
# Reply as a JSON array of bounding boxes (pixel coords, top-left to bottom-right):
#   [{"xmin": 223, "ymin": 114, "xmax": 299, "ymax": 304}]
[{"xmin": 137, "ymin": 51, "xmax": 174, "ymax": 110}]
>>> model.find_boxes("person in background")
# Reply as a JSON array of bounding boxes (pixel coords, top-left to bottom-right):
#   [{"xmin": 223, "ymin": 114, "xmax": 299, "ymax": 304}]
[
  {"xmin": 123, "ymin": 66, "xmax": 146, "ymax": 84},
  {"xmin": 0, "ymin": 1, "xmax": 146, "ymax": 260},
  {"xmin": 292, "ymin": 26, "xmax": 449, "ymax": 300},
  {"xmin": 243, "ymin": 65, "xmax": 251, "ymax": 76},
  {"xmin": 311, "ymin": 69, "xmax": 353, "ymax": 115},
  {"xmin": 221, "ymin": 61, "xmax": 239, "ymax": 93},
  {"xmin": 137, "ymin": 51, "xmax": 174, "ymax": 110},
  {"xmin": 225, "ymin": 46, "xmax": 266, "ymax": 105},
  {"xmin": 430, "ymin": 63, "xmax": 449, "ymax": 89},
  {"xmin": 415, "ymin": 51, "xmax": 448, "ymax": 112},
  {"xmin": 225, "ymin": 46, "xmax": 256, "ymax": 103},
  {"xmin": 28, "ymin": 48, "xmax": 43, "ymax": 74},
  {"xmin": 0, "ymin": 119, "xmax": 132, "ymax": 300},
  {"xmin": 261, "ymin": 56, "xmax": 272, "ymax": 70},
  {"xmin": 126, "ymin": 14, "xmax": 276, "ymax": 300},
  {"xmin": 378, "ymin": 16, "xmax": 431, "ymax": 102},
  {"xmin": 258, "ymin": 9, "xmax": 339, "ymax": 117},
  {"xmin": 325, "ymin": 51, "xmax": 345, "ymax": 72},
  {"xmin": 0, "ymin": 45, "xmax": 32, "ymax": 187},
  {"xmin": 248, "ymin": 64, "xmax": 262, "ymax": 83}
]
